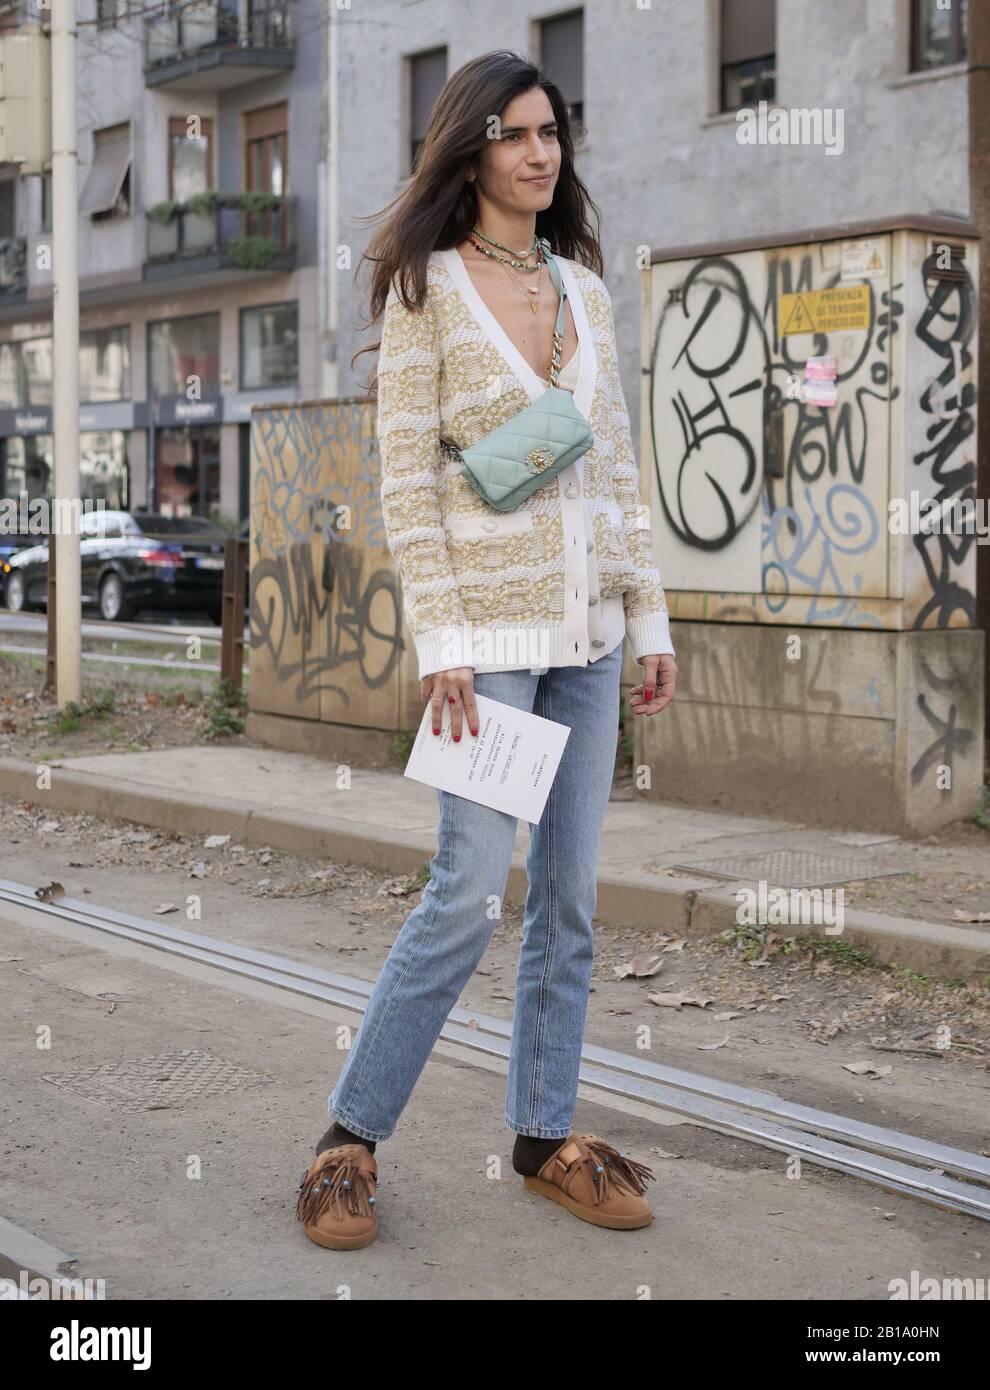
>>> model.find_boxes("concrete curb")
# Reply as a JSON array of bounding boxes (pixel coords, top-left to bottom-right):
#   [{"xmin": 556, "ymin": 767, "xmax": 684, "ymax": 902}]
[{"xmin": 2, "ymin": 755, "xmax": 988, "ymax": 983}]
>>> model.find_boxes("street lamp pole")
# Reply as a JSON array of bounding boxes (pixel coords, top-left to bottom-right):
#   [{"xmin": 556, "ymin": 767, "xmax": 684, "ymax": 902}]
[{"xmin": 50, "ymin": 0, "xmax": 81, "ymax": 705}]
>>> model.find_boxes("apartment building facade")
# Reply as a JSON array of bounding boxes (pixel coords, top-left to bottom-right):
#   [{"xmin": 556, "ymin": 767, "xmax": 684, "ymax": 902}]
[
  {"xmin": 333, "ymin": 0, "xmax": 973, "ymax": 442},
  {"xmin": 0, "ymin": 0, "xmax": 323, "ymax": 527},
  {"xmin": 0, "ymin": 1, "xmax": 979, "ymax": 525}
]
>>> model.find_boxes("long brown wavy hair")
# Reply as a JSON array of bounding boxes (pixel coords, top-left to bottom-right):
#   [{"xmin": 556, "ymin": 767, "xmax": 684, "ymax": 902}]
[{"xmin": 351, "ymin": 49, "xmax": 604, "ymax": 393}]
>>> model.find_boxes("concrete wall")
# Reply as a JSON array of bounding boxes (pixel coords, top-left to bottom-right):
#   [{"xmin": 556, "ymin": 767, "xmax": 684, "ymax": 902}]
[{"xmin": 638, "ymin": 620, "xmax": 984, "ymax": 834}]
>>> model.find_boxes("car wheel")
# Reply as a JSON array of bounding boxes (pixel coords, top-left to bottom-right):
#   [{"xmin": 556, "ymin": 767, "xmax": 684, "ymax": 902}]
[
  {"xmin": 5, "ymin": 571, "xmax": 27, "ymax": 612},
  {"xmin": 99, "ymin": 572, "xmax": 133, "ymax": 622}
]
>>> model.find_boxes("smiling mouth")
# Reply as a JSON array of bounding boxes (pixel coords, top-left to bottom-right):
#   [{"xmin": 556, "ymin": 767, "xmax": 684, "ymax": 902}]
[{"xmin": 523, "ymin": 174, "xmax": 552, "ymax": 182}]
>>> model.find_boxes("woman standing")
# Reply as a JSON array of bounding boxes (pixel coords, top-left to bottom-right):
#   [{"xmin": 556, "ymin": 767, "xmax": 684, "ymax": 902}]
[{"xmin": 295, "ymin": 50, "xmax": 677, "ymax": 1251}]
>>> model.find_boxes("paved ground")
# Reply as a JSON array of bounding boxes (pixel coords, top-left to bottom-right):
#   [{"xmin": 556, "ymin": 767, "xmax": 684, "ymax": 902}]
[
  {"xmin": 1, "ymin": 845, "xmax": 988, "ymax": 1300},
  {"xmin": 0, "ymin": 742, "xmax": 988, "ymax": 981}
]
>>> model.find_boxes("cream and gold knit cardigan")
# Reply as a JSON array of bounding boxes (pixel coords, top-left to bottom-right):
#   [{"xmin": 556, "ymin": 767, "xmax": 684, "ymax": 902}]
[{"xmin": 376, "ymin": 245, "xmax": 674, "ymax": 679}]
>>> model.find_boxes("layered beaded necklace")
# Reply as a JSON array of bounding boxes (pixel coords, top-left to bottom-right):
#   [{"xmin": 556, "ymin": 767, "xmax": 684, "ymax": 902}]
[{"xmin": 467, "ymin": 224, "xmax": 547, "ymax": 315}]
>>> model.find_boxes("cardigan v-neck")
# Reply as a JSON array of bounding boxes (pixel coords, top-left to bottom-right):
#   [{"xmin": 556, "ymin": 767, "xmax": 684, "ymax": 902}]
[{"xmin": 436, "ymin": 246, "xmax": 597, "ymax": 419}]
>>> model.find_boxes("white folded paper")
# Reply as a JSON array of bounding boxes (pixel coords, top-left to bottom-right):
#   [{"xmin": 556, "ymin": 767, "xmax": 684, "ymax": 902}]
[{"xmin": 403, "ymin": 693, "xmax": 571, "ymax": 824}]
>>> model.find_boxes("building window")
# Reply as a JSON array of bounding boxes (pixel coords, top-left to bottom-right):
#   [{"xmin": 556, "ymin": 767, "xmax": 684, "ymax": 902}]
[
  {"xmin": 79, "ymin": 122, "xmax": 132, "ymax": 220},
  {"xmin": 538, "ymin": 10, "xmax": 584, "ymax": 139},
  {"xmin": 148, "ymin": 314, "xmax": 221, "ymax": 397},
  {"xmin": 169, "ymin": 116, "xmax": 213, "ymax": 201},
  {"xmin": 2, "ymin": 434, "xmax": 53, "ymax": 504},
  {"xmin": 80, "ymin": 326, "xmax": 132, "ymax": 404},
  {"xmin": 245, "ymin": 102, "xmax": 287, "ymax": 195},
  {"xmin": 96, "ymin": 0, "xmax": 129, "ymax": 30},
  {"xmin": 911, "ymin": 0, "xmax": 968, "ymax": 70},
  {"xmin": 80, "ymin": 430, "xmax": 129, "ymax": 508},
  {"xmin": 409, "ymin": 48, "xmax": 447, "ymax": 174},
  {"xmin": 720, "ymin": 0, "xmax": 776, "ymax": 111},
  {"xmin": 0, "ymin": 338, "xmax": 54, "ymax": 408},
  {"xmin": 40, "ymin": 172, "xmax": 53, "ymax": 234},
  {"xmin": 0, "ymin": 179, "xmax": 14, "ymax": 238},
  {"xmin": 240, "ymin": 302, "xmax": 297, "ymax": 390},
  {"xmin": 155, "ymin": 426, "xmax": 221, "ymax": 518}
]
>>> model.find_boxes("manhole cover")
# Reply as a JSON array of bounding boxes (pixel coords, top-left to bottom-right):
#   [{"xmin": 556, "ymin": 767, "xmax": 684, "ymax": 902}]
[
  {"xmin": 668, "ymin": 850, "xmax": 906, "ymax": 888},
  {"xmin": 42, "ymin": 1050, "xmax": 270, "ymax": 1112}
]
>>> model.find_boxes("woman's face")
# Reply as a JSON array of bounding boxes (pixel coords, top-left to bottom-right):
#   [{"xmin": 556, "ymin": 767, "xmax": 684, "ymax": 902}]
[{"xmin": 469, "ymin": 85, "xmax": 562, "ymax": 215}]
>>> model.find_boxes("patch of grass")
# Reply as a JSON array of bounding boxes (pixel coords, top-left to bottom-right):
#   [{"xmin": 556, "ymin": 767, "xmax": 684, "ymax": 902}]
[
  {"xmin": 967, "ymin": 785, "xmax": 990, "ymax": 832},
  {"xmin": 716, "ymin": 922, "xmax": 797, "ymax": 961},
  {"xmin": 617, "ymin": 698, "xmax": 634, "ymax": 767},
  {"xmin": 46, "ymin": 685, "xmax": 117, "ymax": 735},
  {"xmin": 407, "ymin": 862, "xmax": 431, "ymax": 891},
  {"xmin": 795, "ymin": 936, "xmax": 877, "ymax": 971},
  {"xmin": 202, "ymin": 676, "xmax": 246, "ymax": 738},
  {"xmin": 888, "ymin": 960, "xmax": 934, "ymax": 994},
  {"xmin": 390, "ymin": 729, "xmax": 416, "ymax": 766}
]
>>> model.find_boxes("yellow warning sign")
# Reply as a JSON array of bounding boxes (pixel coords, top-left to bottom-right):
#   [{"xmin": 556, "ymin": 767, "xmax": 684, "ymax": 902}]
[{"xmin": 779, "ymin": 285, "xmax": 871, "ymax": 335}]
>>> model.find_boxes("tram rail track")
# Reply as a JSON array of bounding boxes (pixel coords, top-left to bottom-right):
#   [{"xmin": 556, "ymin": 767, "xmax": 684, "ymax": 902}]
[{"xmin": 2, "ymin": 876, "xmax": 988, "ymax": 1222}]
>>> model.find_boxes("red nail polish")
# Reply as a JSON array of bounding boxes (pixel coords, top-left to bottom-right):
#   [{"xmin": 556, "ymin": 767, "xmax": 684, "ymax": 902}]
[
  {"xmin": 433, "ymin": 726, "xmax": 440, "ymax": 735},
  {"xmin": 645, "ymin": 689, "xmax": 654, "ymax": 700},
  {"xmin": 449, "ymin": 696, "xmax": 456, "ymax": 704},
  {"xmin": 471, "ymin": 727, "xmax": 478, "ymax": 736},
  {"xmin": 453, "ymin": 734, "xmax": 461, "ymax": 742}
]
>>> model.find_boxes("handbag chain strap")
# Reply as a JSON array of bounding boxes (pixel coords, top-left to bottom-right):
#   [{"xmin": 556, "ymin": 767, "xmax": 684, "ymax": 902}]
[
  {"xmin": 541, "ymin": 245, "xmax": 569, "ymax": 390},
  {"xmin": 438, "ymin": 240, "xmax": 570, "ymax": 463}
]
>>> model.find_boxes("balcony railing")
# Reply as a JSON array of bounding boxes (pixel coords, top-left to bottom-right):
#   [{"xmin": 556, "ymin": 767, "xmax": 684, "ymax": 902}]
[
  {"xmin": 145, "ymin": 193, "xmax": 296, "ymax": 274},
  {"xmin": 145, "ymin": 0, "xmax": 292, "ymax": 72}
]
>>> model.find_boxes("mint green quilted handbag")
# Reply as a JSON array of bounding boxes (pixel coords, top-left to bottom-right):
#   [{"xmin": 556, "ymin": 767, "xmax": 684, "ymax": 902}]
[{"xmin": 439, "ymin": 241, "xmax": 595, "ymax": 513}]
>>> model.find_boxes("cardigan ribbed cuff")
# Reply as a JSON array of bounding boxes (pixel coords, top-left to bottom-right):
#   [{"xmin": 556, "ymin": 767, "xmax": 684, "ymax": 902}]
[
  {"xmin": 413, "ymin": 623, "xmax": 476, "ymax": 680},
  {"xmin": 626, "ymin": 609, "xmax": 675, "ymax": 661}
]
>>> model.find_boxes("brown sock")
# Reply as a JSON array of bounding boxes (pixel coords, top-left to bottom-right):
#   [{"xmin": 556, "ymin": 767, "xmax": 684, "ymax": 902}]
[
  {"xmin": 315, "ymin": 1120, "xmax": 377, "ymax": 1158},
  {"xmin": 512, "ymin": 1133, "xmax": 565, "ymax": 1176}
]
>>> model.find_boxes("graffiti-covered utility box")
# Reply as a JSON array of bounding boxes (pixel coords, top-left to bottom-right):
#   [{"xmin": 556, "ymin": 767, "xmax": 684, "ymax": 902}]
[
  {"xmin": 247, "ymin": 396, "xmax": 423, "ymax": 763},
  {"xmin": 640, "ymin": 214, "xmax": 983, "ymax": 833}
]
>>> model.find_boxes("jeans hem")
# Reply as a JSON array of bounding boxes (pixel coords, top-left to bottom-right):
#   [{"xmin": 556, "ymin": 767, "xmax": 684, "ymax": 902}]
[
  {"xmin": 326, "ymin": 1098, "xmax": 391, "ymax": 1144},
  {"xmin": 506, "ymin": 1117, "xmax": 572, "ymax": 1140}
]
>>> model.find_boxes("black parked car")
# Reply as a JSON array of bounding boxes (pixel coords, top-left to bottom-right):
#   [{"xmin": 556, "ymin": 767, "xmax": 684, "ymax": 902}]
[
  {"xmin": 3, "ymin": 510, "xmax": 236, "ymax": 624},
  {"xmin": 0, "ymin": 533, "xmax": 42, "ymax": 603}
]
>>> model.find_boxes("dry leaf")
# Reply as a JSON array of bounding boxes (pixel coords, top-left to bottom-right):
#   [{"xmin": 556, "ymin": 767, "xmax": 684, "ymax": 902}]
[
  {"xmin": 155, "ymin": 903, "xmax": 178, "ymax": 915},
  {"xmin": 614, "ymin": 954, "xmax": 664, "ymax": 980},
  {"xmin": 952, "ymin": 910, "xmax": 990, "ymax": 924},
  {"xmin": 713, "ymin": 1010, "xmax": 745, "ymax": 1021},
  {"xmin": 648, "ymin": 991, "xmax": 689, "ymax": 1009},
  {"xmin": 842, "ymin": 1061, "xmax": 893, "ymax": 1078},
  {"xmin": 34, "ymin": 881, "xmax": 64, "ymax": 902},
  {"xmin": 697, "ymin": 1036, "xmax": 730, "ymax": 1050},
  {"xmin": 204, "ymin": 835, "xmax": 231, "ymax": 849}
]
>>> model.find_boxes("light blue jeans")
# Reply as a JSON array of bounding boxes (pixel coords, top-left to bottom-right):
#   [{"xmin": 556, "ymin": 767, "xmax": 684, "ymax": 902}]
[{"xmin": 327, "ymin": 642, "xmax": 623, "ymax": 1141}]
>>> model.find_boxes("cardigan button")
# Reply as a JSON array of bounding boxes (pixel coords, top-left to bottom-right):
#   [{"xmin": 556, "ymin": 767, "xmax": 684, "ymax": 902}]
[
  {"xmin": 564, "ymin": 482, "xmax": 580, "ymax": 498},
  {"xmin": 588, "ymin": 596, "xmax": 599, "ymax": 606},
  {"xmin": 591, "ymin": 640, "xmax": 606, "ymax": 649},
  {"xmin": 482, "ymin": 520, "xmax": 497, "ymax": 533},
  {"xmin": 586, "ymin": 540, "xmax": 593, "ymax": 553}
]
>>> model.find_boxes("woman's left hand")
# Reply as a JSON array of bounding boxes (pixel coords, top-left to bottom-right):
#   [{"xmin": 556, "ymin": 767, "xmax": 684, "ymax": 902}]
[{"xmin": 628, "ymin": 653, "xmax": 677, "ymax": 715}]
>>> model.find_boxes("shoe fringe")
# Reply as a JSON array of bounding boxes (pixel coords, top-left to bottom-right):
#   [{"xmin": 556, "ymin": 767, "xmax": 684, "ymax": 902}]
[
  {"xmin": 571, "ymin": 1134, "xmax": 656, "ymax": 1205},
  {"xmin": 295, "ymin": 1146, "xmax": 377, "ymax": 1226}
]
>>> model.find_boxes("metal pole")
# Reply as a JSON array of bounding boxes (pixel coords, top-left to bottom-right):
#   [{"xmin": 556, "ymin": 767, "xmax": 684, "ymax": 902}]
[{"xmin": 50, "ymin": 0, "xmax": 80, "ymax": 706}]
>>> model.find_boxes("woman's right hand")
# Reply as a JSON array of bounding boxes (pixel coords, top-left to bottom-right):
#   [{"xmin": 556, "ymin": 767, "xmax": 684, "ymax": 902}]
[{"xmin": 421, "ymin": 668, "xmax": 479, "ymax": 741}]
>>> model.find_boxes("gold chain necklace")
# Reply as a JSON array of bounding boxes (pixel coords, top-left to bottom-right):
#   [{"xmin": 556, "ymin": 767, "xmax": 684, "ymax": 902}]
[{"xmin": 500, "ymin": 257, "xmax": 543, "ymax": 315}]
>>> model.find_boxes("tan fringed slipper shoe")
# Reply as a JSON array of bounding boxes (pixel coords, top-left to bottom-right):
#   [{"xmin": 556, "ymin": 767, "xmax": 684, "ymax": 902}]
[
  {"xmin": 522, "ymin": 1133, "xmax": 655, "ymax": 1229},
  {"xmin": 295, "ymin": 1143, "xmax": 379, "ymax": 1250}
]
